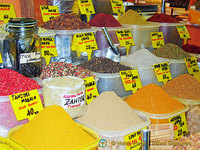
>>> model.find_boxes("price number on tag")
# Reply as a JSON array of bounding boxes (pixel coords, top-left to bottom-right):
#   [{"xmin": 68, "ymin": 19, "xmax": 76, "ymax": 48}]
[
  {"xmin": 169, "ymin": 113, "xmax": 188, "ymax": 139},
  {"xmin": 84, "ymin": 77, "xmax": 99, "ymax": 104},
  {"xmin": 154, "ymin": 62, "xmax": 172, "ymax": 84},
  {"xmin": 120, "ymin": 70, "xmax": 142, "ymax": 94},
  {"xmin": 116, "ymin": 30, "xmax": 134, "ymax": 55},
  {"xmin": 151, "ymin": 32, "xmax": 164, "ymax": 48},
  {"xmin": 111, "ymin": 0, "xmax": 125, "ymax": 16},
  {"xmin": 40, "ymin": 5, "xmax": 60, "ymax": 22},
  {"xmin": 0, "ymin": 4, "xmax": 16, "ymax": 23},
  {"xmin": 27, "ymin": 108, "xmax": 39, "ymax": 116}
]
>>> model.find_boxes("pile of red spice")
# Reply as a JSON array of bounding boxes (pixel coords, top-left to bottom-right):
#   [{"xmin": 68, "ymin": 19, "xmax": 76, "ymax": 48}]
[
  {"xmin": 0, "ymin": 69, "xmax": 41, "ymax": 96},
  {"xmin": 88, "ymin": 13, "xmax": 122, "ymax": 27},
  {"xmin": 182, "ymin": 44, "xmax": 200, "ymax": 54},
  {"xmin": 147, "ymin": 13, "xmax": 180, "ymax": 23}
]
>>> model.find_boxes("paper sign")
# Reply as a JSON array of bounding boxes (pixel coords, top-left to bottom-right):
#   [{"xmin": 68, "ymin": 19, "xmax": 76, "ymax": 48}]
[
  {"xmin": 0, "ymin": 4, "xmax": 16, "ymax": 23},
  {"xmin": 84, "ymin": 77, "xmax": 99, "ymax": 104},
  {"xmin": 176, "ymin": 25, "xmax": 190, "ymax": 44},
  {"xmin": 111, "ymin": 0, "xmax": 125, "ymax": 17},
  {"xmin": 0, "ymin": 53, "xmax": 3, "ymax": 63},
  {"xmin": 77, "ymin": 0, "xmax": 95, "ymax": 22},
  {"xmin": 41, "ymin": 37, "xmax": 58, "ymax": 65},
  {"xmin": 154, "ymin": 62, "xmax": 172, "ymax": 84},
  {"xmin": 9, "ymin": 89, "xmax": 43, "ymax": 121},
  {"xmin": 151, "ymin": 32, "xmax": 164, "ymax": 48},
  {"xmin": 71, "ymin": 32, "xmax": 98, "ymax": 60},
  {"xmin": 40, "ymin": 5, "xmax": 60, "ymax": 22},
  {"xmin": 120, "ymin": 70, "xmax": 142, "ymax": 94},
  {"xmin": 116, "ymin": 30, "xmax": 135, "ymax": 55},
  {"xmin": 169, "ymin": 113, "xmax": 188, "ymax": 139},
  {"xmin": 185, "ymin": 57, "xmax": 200, "ymax": 81}
]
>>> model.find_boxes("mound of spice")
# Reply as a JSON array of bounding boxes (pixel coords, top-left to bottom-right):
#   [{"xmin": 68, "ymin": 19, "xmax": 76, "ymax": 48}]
[
  {"xmin": 125, "ymin": 84, "xmax": 185, "ymax": 114},
  {"xmin": 162, "ymin": 74, "xmax": 200, "ymax": 100},
  {"xmin": 182, "ymin": 44, "xmax": 200, "ymax": 54},
  {"xmin": 118, "ymin": 9, "xmax": 147, "ymax": 25},
  {"xmin": 10, "ymin": 105, "xmax": 96, "ymax": 150},
  {"xmin": 0, "ymin": 69, "xmax": 41, "ymax": 96},
  {"xmin": 88, "ymin": 13, "xmax": 122, "ymax": 27},
  {"xmin": 76, "ymin": 91, "xmax": 144, "ymax": 131},
  {"xmin": 41, "ymin": 14, "xmax": 90, "ymax": 30},
  {"xmin": 78, "ymin": 57, "xmax": 132, "ymax": 73},
  {"xmin": 147, "ymin": 13, "xmax": 180, "ymax": 23},
  {"xmin": 39, "ymin": 62, "xmax": 96, "ymax": 80},
  {"xmin": 152, "ymin": 43, "xmax": 191, "ymax": 59}
]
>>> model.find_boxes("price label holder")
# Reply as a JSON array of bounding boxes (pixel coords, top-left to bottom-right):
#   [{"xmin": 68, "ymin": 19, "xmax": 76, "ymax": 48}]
[
  {"xmin": 115, "ymin": 30, "xmax": 135, "ymax": 55},
  {"xmin": 9, "ymin": 89, "xmax": 43, "ymax": 121},
  {"xmin": 176, "ymin": 25, "xmax": 190, "ymax": 45},
  {"xmin": 77, "ymin": 0, "xmax": 95, "ymax": 22},
  {"xmin": 0, "ymin": 53, "xmax": 3, "ymax": 63},
  {"xmin": 40, "ymin": 5, "xmax": 60, "ymax": 22},
  {"xmin": 71, "ymin": 32, "xmax": 98, "ymax": 60},
  {"xmin": 110, "ymin": 0, "xmax": 125, "ymax": 18},
  {"xmin": 153, "ymin": 62, "xmax": 172, "ymax": 84},
  {"xmin": 120, "ymin": 70, "xmax": 142, "ymax": 94},
  {"xmin": 151, "ymin": 32, "xmax": 164, "ymax": 49},
  {"xmin": 0, "ymin": 4, "xmax": 16, "ymax": 23},
  {"xmin": 41, "ymin": 37, "xmax": 58, "ymax": 65},
  {"xmin": 124, "ymin": 128, "xmax": 146, "ymax": 150},
  {"xmin": 185, "ymin": 57, "xmax": 200, "ymax": 81},
  {"xmin": 169, "ymin": 113, "xmax": 188, "ymax": 139},
  {"xmin": 84, "ymin": 77, "xmax": 99, "ymax": 104}
]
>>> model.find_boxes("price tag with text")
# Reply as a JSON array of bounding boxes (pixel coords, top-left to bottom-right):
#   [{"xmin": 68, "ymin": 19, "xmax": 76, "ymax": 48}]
[
  {"xmin": 169, "ymin": 113, "xmax": 188, "ymax": 139},
  {"xmin": 154, "ymin": 62, "xmax": 172, "ymax": 84},
  {"xmin": 111, "ymin": 0, "xmax": 124, "ymax": 17},
  {"xmin": 0, "ymin": 53, "xmax": 3, "ymax": 63},
  {"xmin": 116, "ymin": 30, "xmax": 135, "ymax": 55},
  {"xmin": 9, "ymin": 89, "xmax": 43, "ymax": 121},
  {"xmin": 40, "ymin": 5, "xmax": 60, "ymax": 22},
  {"xmin": 72, "ymin": 32, "xmax": 98, "ymax": 60},
  {"xmin": 0, "ymin": 4, "xmax": 16, "ymax": 23},
  {"xmin": 41, "ymin": 37, "xmax": 58, "ymax": 65},
  {"xmin": 84, "ymin": 77, "xmax": 99, "ymax": 104},
  {"xmin": 185, "ymin": 57, "xmax": 200, "ymax": 81},
  {"xmin": 151, "ymin": 32, "xmax": 164, "ymax": 48},
  {"xmin": 176, "ymin": 26, "xmax": 190, "ymax": 44},
  {"xmin": 77, "ymin": 0, "xmax": 95, "ymax": 22},
  {"xmin": 120, "ymin": 70, "xmax": 142, "ymax": 94}
]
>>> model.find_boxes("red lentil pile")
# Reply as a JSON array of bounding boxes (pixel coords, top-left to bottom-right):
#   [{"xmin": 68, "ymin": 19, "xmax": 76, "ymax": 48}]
[
  {"xmin": 162, "ymin": 74, "xmax": 200, "ymax": 100},
  {"xmin": 0, "ymin": 69, "xmax": 41, "ymax": 96},
  {"xmin": 39, "ymin": 62, "xmax": 96, "ymax": 80},
  {"xmin": 147, "ymin": 13, "xmax": 180, "ymax": 23}
]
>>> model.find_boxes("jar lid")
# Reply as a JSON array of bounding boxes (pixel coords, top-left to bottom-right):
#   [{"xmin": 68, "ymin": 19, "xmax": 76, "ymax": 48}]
[{"xmin": 8, "ymin": 18, "xmax": 37, "ymax": 26}]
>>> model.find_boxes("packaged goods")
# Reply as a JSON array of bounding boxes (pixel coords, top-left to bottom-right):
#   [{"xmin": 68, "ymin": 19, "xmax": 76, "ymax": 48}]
[
  {"xmin": 187, "ymin": 106, "xmax": 200, "ymax": 134},
  {"xmin": 162, "ymin": 74, "xmax": 200, "ymax": 100},
  {"xmin": 147, "ymin": 13, "xmax": 180, "ymax": 23},
  {"xmin": 39, "ymin": 62, "xmax": 96, "ymax": 80},
  {"xmin": 78, "ymin": 57, "xmax": 132, "ymax": 73},
  {"xmin": 182, "ymin": 44, "xmax": 200, "ymax": 54},
  {"xmin": 88, "ymin": 13, "xmax": 122, "ymax": 27},
  {"xmin": 10, "ymin": 105, "xmax": 98, "ymax": 150},
  {"xmin": 125, "ymin": 84, "xmax": 186, "ymax": 124},
  {"xmin": 43, "ymin": 76, "xmax": 86, "ymax": 118}
]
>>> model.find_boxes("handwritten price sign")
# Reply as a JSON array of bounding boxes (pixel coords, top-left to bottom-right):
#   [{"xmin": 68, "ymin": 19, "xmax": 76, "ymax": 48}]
[{"xmin": 0, "ymin": 4, "xmax": 16, "ymax": 23}]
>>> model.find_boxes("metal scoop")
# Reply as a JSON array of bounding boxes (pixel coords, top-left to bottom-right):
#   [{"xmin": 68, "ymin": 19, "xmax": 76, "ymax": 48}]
[{"xmin": 101, "ymin": 27, "xmax": 120, "ymax": 62}]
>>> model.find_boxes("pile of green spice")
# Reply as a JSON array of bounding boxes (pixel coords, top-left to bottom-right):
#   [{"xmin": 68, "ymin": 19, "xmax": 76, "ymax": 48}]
[
  {"xmin": 152, "ymin": 43, "xmax": 191, "ymax": 59},
  {"xmin": 78, "ymin": 57, "xmax": 132, "ymax": 73},
  {"xmin": 39, "ymin": 62, "xmax": 96, "ymax": 80}
]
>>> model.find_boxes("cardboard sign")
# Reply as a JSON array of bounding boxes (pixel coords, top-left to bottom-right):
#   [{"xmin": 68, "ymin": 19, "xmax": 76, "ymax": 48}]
[
  {"xmin": 151, "ymin": 32, "xmax": 164, "ymax": 49},
  {"xmin": 111, "ymin": 0, "xmax": 124, "ymax": 17},
  {"xmin": 0, "ymin": 4, "xmax": 16, "ymax": 23},
  {"xmin": 176, "ymin": 25, "xmax": 190, "ymax": 44},
  {"xmin": 40, "ymin": 5, "xmax": 60, "ymax": 22}
]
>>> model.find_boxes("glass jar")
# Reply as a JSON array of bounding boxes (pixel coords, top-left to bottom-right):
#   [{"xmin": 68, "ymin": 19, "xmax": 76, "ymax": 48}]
[{"xmin": 3, "ymin": 18, "xmax": 41, "ymax": 78}]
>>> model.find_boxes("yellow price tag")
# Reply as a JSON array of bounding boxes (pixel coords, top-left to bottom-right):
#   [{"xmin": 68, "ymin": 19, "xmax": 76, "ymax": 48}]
[
  {"xmin": 40, "ymin": 5, "xmax": 60, "ymax": 22},
  {"xmin": 77, "ymin": 0, "xmax": 95, "ymax": 22},
  {"xmin": 0, "ymin": 4, "xmax": 16, "ymax": 23},
  {"xmin": 9, "ymin": 89, "xmax": 43, "ymax": 121},
  {"xmin": 120, "ymin": 70, "xmax": 142, "ymax": 94},
  {"xmin": 84, "ymin": 77, "xmax": 99, "ymax": 104},
  {"xmin": 154, "ymin": 62, "xmax": 172, "ymax": 84},
  {"xmin": 124, "ymin": 128, "xmax": 145, "ymax": 150},
  {"xmin": 116, "ymin": 30, "xmax": 134, "ymax": 55},
  {"xmin": 151, "ymin": 32, "xmax": 164, "ymax": 49},
  {"xmin": 176, "ymin": 26, "xmax": 190, "ymax": 44},
  {"xmin": 41, "ymin": 37, "xmax": 58, "ymax": 65},
  {"xmin": 169, "ymin": 113, "xmax": 188, "ymax": 139},
  {"xmin": 0, "ymin": 53, "xmax": 3, "ymax": 63},
  {"xmin": 72, "ymin": 32, "xmax": 98, "ymax": 60},
  {"xmin": 111, "ymin": 0, "xmax": 125, "ymax": 17},
  {"xmin": 185, "ymin": 57, "xmax": 200, "ymax": 81}
]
